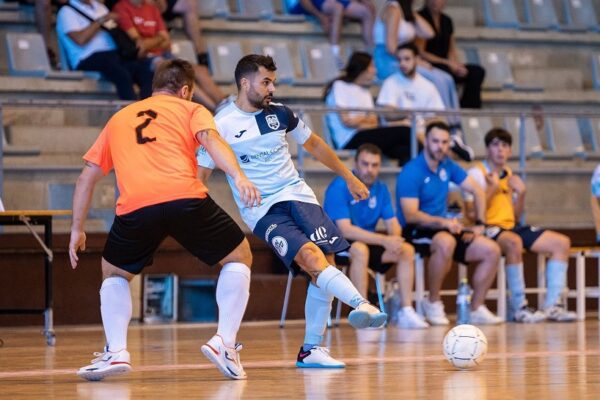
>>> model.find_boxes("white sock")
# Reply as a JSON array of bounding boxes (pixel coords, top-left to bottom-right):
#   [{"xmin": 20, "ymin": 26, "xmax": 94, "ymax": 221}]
[
  {"xmin": 216, "ymin": 262, "xmax": 251, "ymax": 348},
  {"xmin": 316, "ymin": 266, "xmax": 366, "ymax": 309},
  {"xmin": 100, "ymin": 276, "xmax": 131, "ymax": 353},
  {"xmin": 304, "ymin": 283, "xmax": 333, "ymax": 348}
]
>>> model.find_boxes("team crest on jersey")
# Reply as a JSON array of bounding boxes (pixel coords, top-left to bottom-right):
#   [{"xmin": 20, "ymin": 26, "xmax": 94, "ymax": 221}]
[
  {"xmin": 240, "ymin": 155, "xmax": 250, "ymax": 163},
  {"xmin": 368, "ymin": 196, "xmax": 377, "ymax": 209},
  {"xmin": 439, "ymin": 168, "xmax": 448, "ymax": 182},
  {"xmin": 272, "ymin": 236, "xmax": 288, "ymax": 257},
  {"xmin": 266, "ymin": 114, "xmax": 280, "ymax": 130}
]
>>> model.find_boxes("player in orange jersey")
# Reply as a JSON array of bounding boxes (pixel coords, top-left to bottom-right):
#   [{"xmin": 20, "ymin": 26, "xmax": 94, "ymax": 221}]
[{"xmin": 69, "ymin": 59, "xmax": 260, "ymax": 381}]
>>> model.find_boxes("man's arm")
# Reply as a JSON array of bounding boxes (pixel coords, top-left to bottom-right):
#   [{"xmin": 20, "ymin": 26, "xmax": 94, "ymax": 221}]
[
  {"xmin": 196, "ymin": 129, "xmax": 261, "ymax": 207},
  {"xmin": 509, "ymin": 174, "xmax": 527, "ymax": 222},
  {"xmin": 336, "ymin": 218, "xmax": 404, "ymax": 255},
  {"xmin": 302, "ymin": 133, "xmax": 369, "ymax": 200},
  {"xmin": 400, "ymin": 197, "xmax": 460, "ymax": 232},
  {"xmin": 67, "ymin": 12, "xmax": 119, "ymax": 46},
  {"xmin": 69, "ymin": 162, "xmax": 104, "ymax": 268},
  {"xmin": 460, "ymin": 176, "xmax": 486, "ymax": 232}
]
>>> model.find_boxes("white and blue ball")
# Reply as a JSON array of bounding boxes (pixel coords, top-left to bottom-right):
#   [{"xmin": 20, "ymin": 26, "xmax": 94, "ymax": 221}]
[{"xmin": 443, "ymin": 324, "xmax": 488, "ymax": 370}]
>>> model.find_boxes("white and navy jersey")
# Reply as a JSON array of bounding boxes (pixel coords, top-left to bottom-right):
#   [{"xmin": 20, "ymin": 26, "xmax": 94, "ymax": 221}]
[{"xmin": 197, "ymin": 101, "xmax": 319, "ymax": 230}]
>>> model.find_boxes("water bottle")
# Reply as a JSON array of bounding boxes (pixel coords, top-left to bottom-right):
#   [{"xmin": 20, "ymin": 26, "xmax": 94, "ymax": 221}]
[{"xmin": 456, "ymin": 278, "xmax": 471, "ymax": 325}]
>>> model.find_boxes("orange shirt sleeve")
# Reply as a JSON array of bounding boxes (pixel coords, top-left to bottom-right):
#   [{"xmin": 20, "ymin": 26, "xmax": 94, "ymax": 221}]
[
  {"xmin": 189, "ymin": 105, "xmax": 218, "ymax": 144},
  {"xmin": 83, "ymin": 126, "xmax": 114, "ymax": 175}
]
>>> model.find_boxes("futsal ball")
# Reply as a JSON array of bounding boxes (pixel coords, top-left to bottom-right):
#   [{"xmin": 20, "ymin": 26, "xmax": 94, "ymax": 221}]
[{"xmin": 442, "ymin": 324, "xmax": 488, "ymax": 370}]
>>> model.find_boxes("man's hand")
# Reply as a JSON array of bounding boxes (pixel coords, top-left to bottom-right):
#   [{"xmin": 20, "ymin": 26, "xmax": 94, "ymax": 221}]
[
  {"xmin": 345, "ymin": 175, "xmax": 370, "ymax": 201},
  {"xmin": 444, "ymin": 218, "xmax": 463, "ymax": 234},
  {"xmin": 508, "ymin": 174, "xmax": 526, "ymax": 196},
  {"xmin": 234, "ymin": 174, "xmax": 262, "ymax": 207},
  {"xmin": 485, "ymin": 171, "xmax": 500, "ymax": 191},
  {"xmin": 69, "ymin": 230, "xmax": 87, "ymax": 269},
  {"xmin": 383, "ymin": 236, "xmax": 404, "ymax": 255},
  {"xmin": 470, "ymin": 224, "xmax": 485, "ymax": 236}
]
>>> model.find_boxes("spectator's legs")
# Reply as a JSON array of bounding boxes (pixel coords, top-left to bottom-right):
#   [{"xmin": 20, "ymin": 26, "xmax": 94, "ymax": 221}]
[
  {"xmin": 321, "ymin": 0, "xmax": 344, "ymax": 46},
  {"xmin": 126, "ymin": 58, "xmax": 155, "ymax": 99},
  {"xmin": 464, "ymin": 236, "xmax": 501, "ymax": 309},
  {"xmin": 383, "ymin": 242, "xmax": 415, "ymax": 307},
  {"xmin": 77, "ymin": 51, "xmax": 137, "ymax": 100},
  {"xmin": 348, "ymin": 242, "xmax": 370, "ymax": 297},
  {"xmin": 344, "ymin": 0, "xmax": 375, "ymax": 48},
  {"xmin": 427, "ymin": 232, "xmax": 457, "ymax": 302},
  {"xmin": 35, "ymin": 0, "xmax": 58, "ymax": 68},
  {"xmin": 433, "ymin": 62, "xmax": 485, "ymax": 109}
]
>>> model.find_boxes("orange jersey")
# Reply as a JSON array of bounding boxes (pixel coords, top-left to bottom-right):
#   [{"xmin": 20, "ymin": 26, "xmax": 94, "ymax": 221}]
[{"xmin": 84, "ymin": 94, "xmax": 214, "ymax": 215}]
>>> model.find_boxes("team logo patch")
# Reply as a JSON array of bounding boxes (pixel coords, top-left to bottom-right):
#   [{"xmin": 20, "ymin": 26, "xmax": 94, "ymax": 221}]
[
  {"xmin": 310, "ymin": 226, "xmax": 328, "ymax": 245},
  {"xmin": 439, "ymin": 168, "xmax": 448, "ymax": 182},
  {"xmin": 265, "ymin": 223, "xmax": 277, "ymax": 241},
  {"xmin": 368, "ymin": 196, "xmax": 377, "ymax": 209},
  {"xmin": 272, "ymin": 236, "xmax": 288, "ymax": 257},
  {"xmin": 266, "ymin": 114, "xmax": 280, "ymax": 130},
  {"xmin": 240, "ymin": 155, "xmax": 250, "ymax": 163}
]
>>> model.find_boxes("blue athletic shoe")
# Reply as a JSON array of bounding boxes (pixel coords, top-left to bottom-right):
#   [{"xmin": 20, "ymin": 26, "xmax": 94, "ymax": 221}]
[
  {"xmin": 296, "ymin": 346, "xmax": 345, "ymax": 368},
  {"xmin": 348, "ymin": 303, "xmax": 387, "ymax": 329}
]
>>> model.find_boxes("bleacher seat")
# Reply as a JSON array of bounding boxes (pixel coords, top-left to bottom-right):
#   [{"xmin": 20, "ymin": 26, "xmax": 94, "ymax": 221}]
[
  {"xmin": 462, "ymin": 116, "xmax": 495, "ymax": 158},
  {"xmin": 5, "ymin": 32, "xmax": 85, "ymax": 79},
  {"xmin": 591, "ymin": 53, "xmax": 600, "ymax": 90},
  {"xmin": 476, "ymin": 49, "xmax": 516, "ymax": 90},
  {"xmin": 562, "ymin": 0, "xmax": 600, "ymax": 31},
  {"xmin": 197, "ymin": 0, "xmax": 230, "ymax": 18},
  {"xmin": 171, "ymin": 39, "xmax": 197, "ymax": 65},
  {"xmin": 504, "ymin": 116, "xmax": 544, "ymax": 158},
  {"xmin": 253, "ymin": 42, "xmax": 297, "ymax": 84},
  {"xmin": 297, "ymin": 42, "xmax": 340, "ymax": 86},
  {"xmin": 481, "ymin": 0, "xmax": 521, "ymax": 29},
  {"xmin": 522, "ymin": 0, "xmax": 561, "ymax": 30},
  {"xmin": 235, "ymin": 0, "xmax": 305, "ymax": 22},
  {"xmin": 547, "ymin": 118, "xmax": 586, "ymax": 158},
  {"xmin": 585, "ymin": 118, "xmax": 600, "ymax": 155},
  {"xmin": 207, "ymin": 41, "xmax": 244, "ymax": 84}
]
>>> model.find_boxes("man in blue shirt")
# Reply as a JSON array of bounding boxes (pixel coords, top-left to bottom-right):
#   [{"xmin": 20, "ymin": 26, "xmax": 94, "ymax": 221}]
[
  {"xmin": 324, "ymin": 144, "xmax": 428, "ymax": 329},
  {"xmin": 396, "ymin": 121, "xmax": 502, "ymax": 326}
]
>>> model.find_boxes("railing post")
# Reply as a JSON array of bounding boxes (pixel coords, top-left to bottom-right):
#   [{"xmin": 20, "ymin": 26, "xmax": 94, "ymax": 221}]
[
  {"xmin": 518, "ymin": 112, "xmax": 527, "ymax": 225},
  {"xmin": 0, "ymin": 103, "xmax": 4, "ymax": 202},
  {"xmin": 410, "ymin": 111, "xmax": 418, "ymax": 159}
]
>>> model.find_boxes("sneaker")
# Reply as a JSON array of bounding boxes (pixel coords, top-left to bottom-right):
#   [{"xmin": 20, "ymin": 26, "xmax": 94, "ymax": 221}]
[
  {"xmin": 201, "ymin": 335, "xmax": 247, "ymax": 380},
  {"xmin": 296, "ymin": 346, "xmax": 345, "ymax": 368},
  {"xmin": 397, "ymin": 306, "xmax": 430, "ymax": 329},
  {"xmin": 422, "ymin": 299, "xmax": 450, "ymax": 326},
  {"xmin": 450, "ymin": 133, "xmax": 474, "ymax": 162},
  {"xmin": 77, "ymin": 346, "xmax": 132, "ymax": 381},
  {"xmin": 544, "ymin": 304, "xmax": 577, "ymax": 322},
  {"xmin": 513, "ymin": 305, "xmax": 546, "ymax": 323},
  {"xmin": 470, "ymin": 305, "xmax": 504, "ymax": 325},
  {"xmin": 347, "ymin": 302, "xmax": 387, "ymax": 329}
]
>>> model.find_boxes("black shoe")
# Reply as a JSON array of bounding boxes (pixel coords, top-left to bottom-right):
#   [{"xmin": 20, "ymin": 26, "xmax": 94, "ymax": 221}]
[{"xmin": 450, "ymin": 134, "xmax": 474, "ymax": 162}]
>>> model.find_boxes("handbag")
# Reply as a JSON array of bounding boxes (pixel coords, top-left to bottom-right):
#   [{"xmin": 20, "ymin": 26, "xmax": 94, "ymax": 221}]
[{"xmin": 66, "ymin": 3, "xmax": 138, "ymax": 60}]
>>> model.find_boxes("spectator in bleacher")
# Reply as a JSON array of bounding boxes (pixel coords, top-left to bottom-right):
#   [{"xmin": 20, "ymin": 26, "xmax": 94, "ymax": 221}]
[
  {"xmin": 324, "ymin": 51, "xmax": 414, "ymax": 165},
  {"xmin": 376, "ymin": 42, "xmax": 473, "ymax": 162},
  {"xmin": 463, "ymin": 128, "xmax": 576, "ymax": 322},
  {"xmin": 323, "ymin": 143, "xmax": 428, "ymax": 328},
  {"xmin": 0, "ymin": 197, "xmax": 4, "ymax": 212},
  {"xmin": 396, "ymin": 121, "xmax": 503, "ymax": 326},
  {"xmin": 373, "ymin": 0, "xmax": 461, "ymax": 122},
  {"xmin": 112, "ymin": 0, "xmax": 227, "ymax": 112},
  {"xmin": 416, "ymin": 0, "xmax": 485, "ymax": 109},
  {"xmin": 55, "ymin": 0, "xmax": 154, "ymax": 100},
  {"xmin": 287, "ymin": 0, "xmax": 376, "ymax": 65},
  {"xmin": 592, "ymin": 165, "xmax": 600, "ymax": 245}
]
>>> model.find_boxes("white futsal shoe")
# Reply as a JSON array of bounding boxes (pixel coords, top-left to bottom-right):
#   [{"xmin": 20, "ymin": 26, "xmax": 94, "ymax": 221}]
[
  {"xmin": 470, "ymin": 305, "xmax": 504, "ymax": 325},
  {"xmin": 77, "ymin": 346, "xmax": 132, "ymax": 381},
  {"xmin": 544, "ymin": 304, "xmax": 577, "ymax": 322},
  {"xmin": 296, "ymin": 346, "xmax": 346, "ymax": 368},
  {"xmin": 422, "ymin": 299, "xmax": 450, "ymax": 326},
  {"xmin": 347, "ymin": 302, "xmax": 388, "ymax": 329},
  {"xmin": 397, "ymin": 306, "xmax": 430, "ymax": 329},
  {"xmin": 201, "ymin": 335, "xmax": 247, "ymax": 380}
]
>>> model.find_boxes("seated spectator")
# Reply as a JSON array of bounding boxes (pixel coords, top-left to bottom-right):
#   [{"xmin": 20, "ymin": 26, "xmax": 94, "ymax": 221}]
[
  {"xmin": 416, "ymin": 0, "xmax": 485, "ymax": 109},
  {"xmin": 288, "ymin": 0, "xmax": 375, "ymax": 64},
  {"xmin": 396, "ymin": 121, "xmax": 503, "ymax": 326},
  {"xmin": 592, "ymin": 164, "xmax": 600, "ymax": 244},
  {"xmin": 0, "ymin": 197, "xmax": 4, "ymax": 212},
  {"xmin": 464, "ymin": 128, "xmax": 576, "ymax": 322},
  {"xmin": 373, "ymin": 0, "xmax": 461, "ymax": 128},
  {"xmin": 324, "ymin": 144, "xmax": 427, "ymax": 328},
  {"xmin": 376, "ymin": 42, "xmax": 473, "ymax": 161},
  {"xmin": 325, "ymin": 51, "xmax": 414, "ymax": 165},
  {"xmin": 56, "ymin": 0, "xmax": 154, "ymax": 100}
]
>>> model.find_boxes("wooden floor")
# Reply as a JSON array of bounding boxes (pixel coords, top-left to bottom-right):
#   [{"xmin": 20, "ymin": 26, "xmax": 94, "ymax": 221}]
[{"xmin": 1, "ymin": 319, "xmax": 600, "ymax": 399}]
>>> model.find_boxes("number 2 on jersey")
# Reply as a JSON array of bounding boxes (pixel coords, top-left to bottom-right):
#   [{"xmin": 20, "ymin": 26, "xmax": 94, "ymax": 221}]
[{"xmin": 135, "ymin": 110, "xmax": 158, "ymax": 144}]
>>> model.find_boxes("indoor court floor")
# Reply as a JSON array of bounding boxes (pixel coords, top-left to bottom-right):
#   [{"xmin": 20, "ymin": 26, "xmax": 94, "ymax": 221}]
[{"xmin": 1, "ymin": 319, "xmax": 600, "ymax": 399}]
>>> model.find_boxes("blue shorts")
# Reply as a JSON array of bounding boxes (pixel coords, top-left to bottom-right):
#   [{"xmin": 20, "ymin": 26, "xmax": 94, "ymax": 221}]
[
  {"xmin": 254, "ymin": 200, "xmax": 350, "ymax": 274},
  {"xmin": 484, "ymin": 225, "xmax": 545, "ymax": 250},
  {"xmin": 289, "ymin": 0, "xmax": 351, "ymax": 14}
]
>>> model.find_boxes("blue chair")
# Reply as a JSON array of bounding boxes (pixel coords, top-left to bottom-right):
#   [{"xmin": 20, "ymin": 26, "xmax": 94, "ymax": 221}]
[{"xmin": 481, "ymin": 0, "xmax": 521, "ymax": 28}]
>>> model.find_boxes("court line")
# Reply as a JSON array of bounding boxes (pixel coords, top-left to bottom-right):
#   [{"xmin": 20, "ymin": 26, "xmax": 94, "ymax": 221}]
[{"xmin": 1, "ymin": 348, "xmax": 599, "ymax": 379}]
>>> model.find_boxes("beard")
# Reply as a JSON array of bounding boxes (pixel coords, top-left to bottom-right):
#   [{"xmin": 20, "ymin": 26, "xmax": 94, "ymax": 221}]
[
  {"xmin": 401, "ymin": 65, "xmax": 417, "ymax": 78},
  {"xmin": 426, "ymin": 146, "xmax": 445, "ymax": 161},
  {"xmin": 248, "ymin": 87, "xmax": 273, "ymax": 109}
]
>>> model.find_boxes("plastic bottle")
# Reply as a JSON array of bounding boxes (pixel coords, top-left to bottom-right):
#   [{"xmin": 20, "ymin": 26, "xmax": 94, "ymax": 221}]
[{"xmin": 456, "ymin": 278, "xmax": 471, "ymax": 325}]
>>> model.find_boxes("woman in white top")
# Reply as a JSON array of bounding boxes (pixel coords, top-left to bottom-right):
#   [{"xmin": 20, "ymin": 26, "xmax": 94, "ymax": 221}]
[
  {"xmin": 373, "ymin": 0, "xmax": 461, "ymax": 117},
  {"xmin": 324, "ymin": 52, "xmax": 414, "ymax": 165}
]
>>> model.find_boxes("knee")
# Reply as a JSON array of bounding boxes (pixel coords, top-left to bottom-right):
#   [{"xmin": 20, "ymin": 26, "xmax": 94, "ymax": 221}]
[
  {"xmin": 432, "ymin": 235, "xmax": 456, "ymax": 259},
  {"xmin": 555, "ymin": 234, "xmax": 571, "ymax": 256},
  {"xmin": 468, "ymin": 65, "xmax": 485, "ymax": 82},
  {"xmin": 504, "ymin": 236, "xmax": 523, "ymax": 258},
  {"xmin": 349, "ymin": 241, "xmax": 369, "ymax": 263},
  {"xmin": 233, "ymin": 238, "xmax": 253, "ymax": 268},
  {"xmin": 401, "ymin": 242, "xmax": 415, "ymax": 260},
  {"xmin": 297, "ymin": 243, "xmax": 325, "ymax": 267},
  {"xmin": 482, "ymin": 238, "xmax": 501, "ymax": 260}
]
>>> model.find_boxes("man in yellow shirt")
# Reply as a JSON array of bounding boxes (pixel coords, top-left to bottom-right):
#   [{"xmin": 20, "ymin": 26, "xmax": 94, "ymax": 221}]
[{"xmin": 464, "ymin": 128, "xmax": 575, "ymax": 323}]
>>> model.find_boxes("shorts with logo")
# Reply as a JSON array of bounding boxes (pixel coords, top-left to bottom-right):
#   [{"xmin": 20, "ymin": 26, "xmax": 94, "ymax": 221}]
[
  {"xmin": 103, "ymin": 197, "xmax": 245, "ymax": 275},
  {"xmin": 402, "ymin": 225, "xmax": 473, "ymax": 264},
  {"xmin": 335, "ymin": 243, "xmax": 394, "ymax": 274},
  {"xmin": 253, "ymin": 200, "xmax": 350, "ymax": 274},
  {"xmin": 484, "ymin": 225, "xmax": 545, "ymax": 250}
]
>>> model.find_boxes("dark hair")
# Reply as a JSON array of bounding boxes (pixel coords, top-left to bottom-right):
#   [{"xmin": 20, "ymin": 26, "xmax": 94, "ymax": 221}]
[
  {"xmin": 152, "ymin": 58, "xmax": 195, "ymax": 94},
  {"xmin": 396, "ymin": 0, "xmax": 415, "ymax": 22},
  {"xmin": 234, "ymin": 54, "xmax": 277, "ymax": 89},
  {"xmin": 484, "ymin": 127, "xmax": 513, "ymax": 147},
  {"xmin": 355, "ymin": 143, "xmax": 382, "ymax": 161},
  {"xmin": 323, "ymin": 52, "xmax": 372, "ymax": 100},
  {"xmin": 425, "ymin": 121, "xmax": 451, "ymax": 137},
  {"xmin": 396, "ymin": 41, "xmax": 419, "ymax": 55}
]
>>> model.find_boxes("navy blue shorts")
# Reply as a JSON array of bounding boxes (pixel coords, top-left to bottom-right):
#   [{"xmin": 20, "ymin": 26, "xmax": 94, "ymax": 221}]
[
  {"xmin": 254, "ymin": 200, "xmax": 350, "ymax": 274},
  {"xmin": 484, "ymin": 225, "xmax": 545, "ymax": 250},
  {"xmin": 289, "ymin": 0, "xmax": 351, "ymax": 14}
]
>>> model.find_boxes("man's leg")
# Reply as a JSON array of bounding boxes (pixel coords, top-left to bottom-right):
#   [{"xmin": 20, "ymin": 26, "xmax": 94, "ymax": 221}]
[
  {"xmin": 496, "ymin": 231, "xmax": 526, "ymax": 311},
  {"xmin": 348, "ymin": 242, "xmax": 370, "ymax": 297},
  {"xmin": 77, "ymin": 51, "xmax": 137, "ymax": 100},
  {"xmin": 421, "ymin": 231, "xmax": 455, "ymax": 325},
  {"xmin": 344, "ymin": 0, "xmax": 375, "ymax": 48}
]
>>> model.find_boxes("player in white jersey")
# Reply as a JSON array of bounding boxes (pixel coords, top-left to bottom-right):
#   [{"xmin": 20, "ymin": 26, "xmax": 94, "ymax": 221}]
[{"xmin": 198, "ymin": 54, "xmax": 387, "ymax": 369}]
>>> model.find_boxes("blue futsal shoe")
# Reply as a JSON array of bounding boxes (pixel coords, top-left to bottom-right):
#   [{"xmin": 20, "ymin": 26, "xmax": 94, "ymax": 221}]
[{"xmin": 348, "ymin": 302, "xmax": 387, "ymax": 329}]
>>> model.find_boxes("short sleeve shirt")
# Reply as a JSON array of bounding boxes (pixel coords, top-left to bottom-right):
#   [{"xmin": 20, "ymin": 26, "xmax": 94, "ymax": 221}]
[
  {"xmin": 592, "ymin": 165, "xmax": 600, "ymax": 197},
  {"xmin": 376, "ymin": 72, "xmax": 445, "ymax": 112},
  {"xmin": 113, "ymin": 0, "xmax": 167, "ymax": 56},
  {"xmin": 84, "ymin": 94, "xmax": 214, "ymax": 215},
  {"xmin": 324, "ymin": 175, "xmax": 395, "ymax": 232},
  {"xmin": 396, "ymin": 152, "xmax": 467, "ymax": 226}
]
